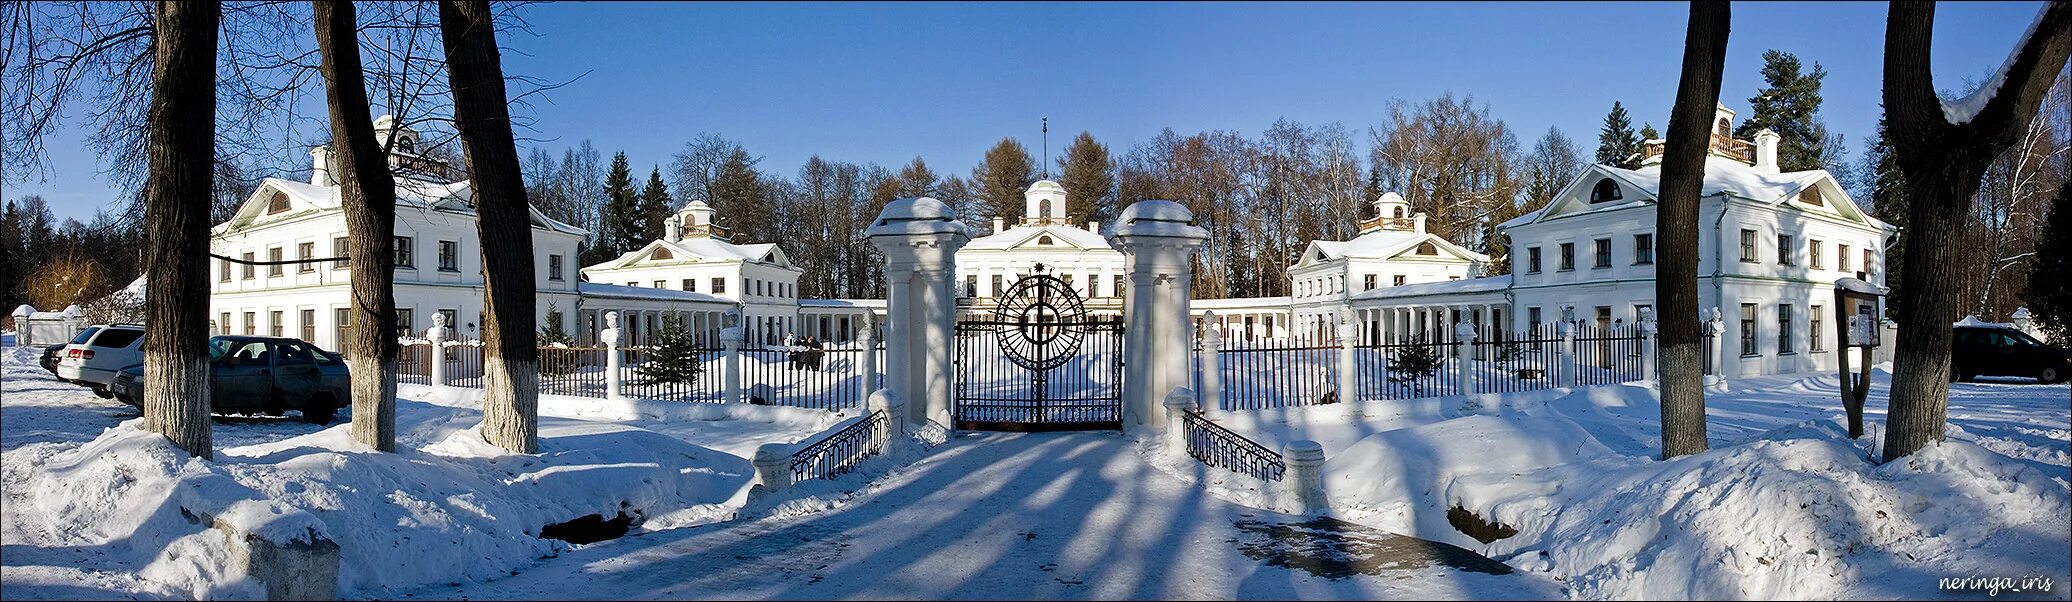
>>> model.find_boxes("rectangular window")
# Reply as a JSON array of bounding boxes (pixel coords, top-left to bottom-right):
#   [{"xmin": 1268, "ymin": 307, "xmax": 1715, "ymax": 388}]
[
  {"xmin": 1740, "ymin": 303, "xmax": 1758, "ymax": 356},
  {"xmin": 333, "ymin": 237, "xmax": 351, "ymax": 270},
  {"xmin": 242, "ymin": 252, "xmax": 256, "ymax": 279},
  {"xmin": 1778, "ymin": 304, "xmax": 1795, "ymax": 354},
  {"xmin": 394, "ymin": 236, "xmax": 414, "ymax": 268},
  {"xmin": 395, "ymin": 309, "xmax": 414, "ymax": 338},
  {"xmin": 438, "ymin": 240, "xmax": 459, "ymax": 272},
  {"xmin": 220, "ymin": 259, "xmax": 231, "ymax": 282},
  {"xmin": 1364, "ymin": 274, "xmax": 1378, "ymax": 291},
  {"xmin": 1393, "ymin": 274, "xmax": 1407, "ymax": 286},
  {"xmin": 335, "ymin": 308, "xmax": 351, "ymax": 356},
  {"xmin": 1063, "ymin": 274, "xmax": 1076, "ymax": 294},
  {"xmin": 1863, "ymin": 248, "xmax": 1875, "ymax": 279},
  {"xmin": 1528, "ymin": 307, "xmax": 1543, "ymax": 334},
  {"xmin": 654, "ymin": 280, "xmax": 666, "ymax": 289},
  {"xmin": 1593, "ymin": 238, "xmax": 1611, "ymax": 268},
  {"xmin": 1559, "ymin": 243, "xmax": 1575, "ymax": 270},
  {"xmin": 965, "ymin": 275, "xmax": 978, "ymax": 297},
  {"xmin": 297, "ymin": 242, "xmax": 315, "ymax": 273},
  {"xmin": 626, "ymin": 281, "xmax": 638, "ymax": 287},
  {"xmin": 301, "ymin": 309, "xmax": 316, "ymax": 343},
  {"xmin": 243, "ymin": 311, "xmax": 257, "ymax": 335},
  {"xmin": 712, "ymin": 278, "xmax": 726, "ymax": 294},
  {"xmin": 1811, "ymin": 305, "xmax": 1825, "ymax": 352},
  {"xmin": 682, "ymin": 279, "xmax": 696, "ymax": 292},
  {"xmin": 1838, "ymin": 244, "xmax": 1851, "ymax": 271},
  {"xmin": 1088, "ymin": 276, "xmax": 1100, "ymax": 298},
  {"xmin": 991, "ymin": 274, "xmax": 1004, "ymax": 296},
  {"xmin": 1811, "ymin": 240, "xmax": 1824, "ymax": 269},
  {"xmin": 268, "ymin": 247, "xmax": 284, "ymax": 277},
  {"xmin": 270, "ymin": 310, "xmax": 284, "ymax": 337},
  {"xmin": 548, "ymin": 254, "xmax": 564, "ymax": 281},
  {"xmin": 1740, "ymin": 229, "xmax": 1758, "ymax": 262},
  {"xmin": 1633, "ymin": 234, "xmax": 1653, "ymax": 265},
  {"xmin": 220, "ymin": 312, "xmax": 231, "ymax": 335},
  {"xmin": 1778, "ymin": 234, "xmax": 1795, "ymax": 266},
  {"xmin": 1114, "ymin": 274, "xmax": 1124, "ymax": 298},
  {"xmin": 1527, "ymin": 247, "xmax": 1542, "ymax": 273}
]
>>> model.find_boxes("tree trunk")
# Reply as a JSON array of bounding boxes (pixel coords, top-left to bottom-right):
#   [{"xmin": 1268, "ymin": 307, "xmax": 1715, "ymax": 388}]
[
  {"xmin": 440, "ymin": 0, "xmax": 539, "ymax": 453},
  {"xmin": 140, "ymin": 0, "xmax": 220, "ymax": 459},
  {"xmin": 315, "ymin": 0, "xmax": 402, "ymax": 451},
  {"xmin": 1653, "ymin": 1, "xmax": 1730, "ymax": 459},
  {"xmin": 1881, "ymin": 2, "xmax": 2072, "ymax": 462}
]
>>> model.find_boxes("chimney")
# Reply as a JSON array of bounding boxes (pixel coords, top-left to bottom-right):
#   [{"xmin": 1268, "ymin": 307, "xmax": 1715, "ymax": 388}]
[
  {"xmin": 1754, "ymin": 129, "xmax": 1781, "ymax": 174},
  {"xmin": 1087, "ymin": 220, "xmax": 1100, "ymax": 234},
  {"xmin": 1414, "ymin": 213, "xmax": 1427, "ymax": 234},
  {"xmin": 310, "ymin": 146, "xmax": 334, "ymax": 186},
  {"xmin": 993, "ymin": 216, "xmax": 1005, "ymax": 234},
  {"xmin": 664, "ymin": 214, "xmax": 682, "ymax": 243}
]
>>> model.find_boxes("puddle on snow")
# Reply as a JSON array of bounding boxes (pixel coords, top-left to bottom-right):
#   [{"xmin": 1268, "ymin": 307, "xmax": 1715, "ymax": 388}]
[{"xmin": 1229, "ymin": 516, "xmax": 1513, "ymax": 579}]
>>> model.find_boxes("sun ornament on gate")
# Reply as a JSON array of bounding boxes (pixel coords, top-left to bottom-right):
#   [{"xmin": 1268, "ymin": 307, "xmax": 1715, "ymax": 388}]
[{"xmin": 992, "ymin": 264, "xmax": 1088, "ymax": 371}]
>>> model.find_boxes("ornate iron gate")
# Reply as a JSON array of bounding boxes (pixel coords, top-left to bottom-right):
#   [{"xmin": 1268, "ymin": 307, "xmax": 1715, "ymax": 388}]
[{"xmin": 954, "ymin": 267, "xmax": 1124, "ymax": 431}]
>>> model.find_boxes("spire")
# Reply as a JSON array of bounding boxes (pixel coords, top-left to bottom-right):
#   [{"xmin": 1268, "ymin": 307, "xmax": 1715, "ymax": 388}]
[{"xmin": 1041, "ymin": 117, "xmax": 1050, "ymax": 179}]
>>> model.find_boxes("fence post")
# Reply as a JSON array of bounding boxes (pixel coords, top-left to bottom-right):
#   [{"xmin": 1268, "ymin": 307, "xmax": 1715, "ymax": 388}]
[
  {"xmin": 1280, "ymin": 440, "xmax": 1329, "ymax": 514},
  {"xmin": 1454, "ymin": 318, "xmax": 1477, "ymax": 396},
  {"xmin": 1112, "ymin": 201, "xmax": 1210, "ymax": 432},
  {"xmin": 1163, "ymin": 387, "xmax": 1196, "ymax": 454},
  {"xmin": 722, "ymin": 307, "xmax": 745, "ymax": 405},
  {"xmin": 752, "ymin": 442, "xmax": 792, "ymax": 493},
  {"xmin": 1200, "ymin": 312, "xmax": 1224, "ymax": 415},
  {"xmin": 1335, "ymin": 309, "xmax": 1361, "ymax": 419},
  {"xmin": 9, "ymin": 305, "xmax": 29, "ymax": 346},
  {"xmin": 426, "ymin": 313, "xmax": 451, "ymax": 391},
  {"xmin": 1703, "ymin": 307, "xmax": 1725, "ymax": 385},
  {"xmin": 1638, "ymin": 307, "xmax": 1658, "ymax": 384},
  {"xmin": 856, "ymin": 315, "xmax": 879, "ymax": 409},
  {"xmin": 1556, "ymin": 306, "xmax": 1576, "ymax": 388},
  {"xmin": 602, "ymin": 311, "xmax": 624, "ymax": 402},
  {"xmin": 869, "ymin": 388, "xmax": 905, "ymax": 439}
]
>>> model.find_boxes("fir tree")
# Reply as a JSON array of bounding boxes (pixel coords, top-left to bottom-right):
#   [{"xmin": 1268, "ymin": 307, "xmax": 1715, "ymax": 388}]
[
  {"xmin": 2029, "ymin": 181, "xmax": 2072, "ymax": 341},
  {"xmin": 636, "ymin": 314, "xmax": 705, "ymax": 384},
  {"xmin": 1861, "ymin": 118, "xmax": 1909, "ymax": 313},
  {"xmin": 1387, "ymin": 337, "xmax": 1446, "ymax": 396},
  {"xmin": 1596, "ymin": 101, "xmax": 1642, "ymax": 168},
  {"xmin": 972, "ymin": 137, "xmax": 1036, "ymax": 221},
  {"xmin": 638, "ymin": 167, "xmax": 672, "ymax": 241},
  {"xmin": 538, "ymin": 304, "xmax": 576, "ymax": 376},
  {"xmin": 1058, "ymin": 132, "xmax": 1116, "ymax": 224},
  {"xmin": 1735, "ymin": 50, "xmax": 1831, "ymax": 172},
  {"xmin": 600, "ymin": 152, "xmax": 640, "ymax": 256},
  {"xmin": 1639, "ymin": 123, "xmax": 1660, "ymax": 141}
]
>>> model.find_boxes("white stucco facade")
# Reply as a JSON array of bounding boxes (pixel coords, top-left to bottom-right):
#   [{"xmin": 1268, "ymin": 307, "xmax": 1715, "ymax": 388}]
[
  {"xmin": 955, "ymin": 180, "xmax": 1126, "ymax": 315},
  {"xmin": 581, "ymin": 200, "xmax": 806, "ymax": 345},
  {"xmin": 1288, "ymin": 192, "xmax": 1485, "ymax": 341}
]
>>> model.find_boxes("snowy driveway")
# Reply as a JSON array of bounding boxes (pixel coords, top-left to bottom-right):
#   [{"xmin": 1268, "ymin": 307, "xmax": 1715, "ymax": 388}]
[{"xmin": 400, "ymin": 431, "xmax": 1560, "ymax": 601}]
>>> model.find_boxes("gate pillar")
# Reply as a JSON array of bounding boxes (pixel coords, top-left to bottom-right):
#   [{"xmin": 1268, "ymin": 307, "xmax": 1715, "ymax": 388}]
[
  {"xmin": 1112, "ymin": 201, "xmax": 1209, "ymax": 431},
  {"xmin": 867, "ymin": 197, "xmax": 974, "ymax": 428}
]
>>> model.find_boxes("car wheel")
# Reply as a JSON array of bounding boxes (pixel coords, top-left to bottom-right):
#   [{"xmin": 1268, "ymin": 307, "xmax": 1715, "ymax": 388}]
[
  {"xmin": 92, "ymin": 387, "xmax": 114, "ymax": 399},
  {"xmin": 2041, "ymin": 366, "xmax": 2064, "ymax": 384},
  {"xmin": 301, "ymin": 394, "xmax": 338, "ymax": 425}
]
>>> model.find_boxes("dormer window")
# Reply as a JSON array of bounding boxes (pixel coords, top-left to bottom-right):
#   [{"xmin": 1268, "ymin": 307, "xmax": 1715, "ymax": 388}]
[
  {"xmin": 1590, "ymin": 178, "xmax": 1622, "ymax": 204},
  {"xmin": 1800, "ymin": 186, "xmax": 1823, "ymax": 206},
  {"xmin": 652, "ymin": 248, "xmax": 673, "ymax": 260},
  {"xmin": 1393, "ymin": 207, "xmax": 1406, "ymax": 218},
  {"xmin": 1415, "ymin": 242, "xmax": 1438, "ymax": 256},
  {"xmin": 266, "ymin": 192, "xmax": 290, "ymax": 214},
  {"xmin": 397, "ymin": 136, "xmax": 415, "ymax": 154},
  {"xmin": 1037, "ymin": 235, "xmax": 1053, "ymax": 245}
]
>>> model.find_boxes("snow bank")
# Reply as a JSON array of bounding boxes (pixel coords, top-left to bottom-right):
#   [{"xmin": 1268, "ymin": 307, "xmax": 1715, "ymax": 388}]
[
  {"xmin": 1314, "ymin": 383, "xmax": 2071, "ymax": 600},
  {"xmin": 3, "ymin": 398, "xmax": 757, "ymax": 598}
]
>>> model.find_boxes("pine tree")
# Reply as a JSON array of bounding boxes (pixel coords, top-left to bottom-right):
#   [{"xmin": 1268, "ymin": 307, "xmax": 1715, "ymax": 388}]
[
  {"xmin": 1735, "ymin": 50, "xmax": 1831, "ymax": 172},
  {"xmin": 1639, "ymin": 123, "xmax": 1660, "ymax": 141},
  {"xmin": 1862, "ymin": 117, "xmax": 1910, "ymax": 314},
  {"xmin": 1058, "ymin": 132, "xmax": 1115, "ymax": 224},
  {"xmin": 972, "ymin": 138, "xmax": 1036, "ymax": 221},
  {"xmin": 1596, "ymin": 101, "xmax": 1642, "ymax": 168},
  {"xmin": 2029, "ymin": 180, "xmax": 2072, "ymax": 341},
  {"xmin": 637, "ymin": 314, "xmax": 705, "ymax": 384},
  {"xmin": 638, "ymin": 167, "xmax": 672, "ymax": 241},
  {"xmin": 600, "ymin": 152, "xmax": 639, "ymax": 256},
  {"xmin": 710, "ymin": 149, "xmax": 766, "ymax": 241}
]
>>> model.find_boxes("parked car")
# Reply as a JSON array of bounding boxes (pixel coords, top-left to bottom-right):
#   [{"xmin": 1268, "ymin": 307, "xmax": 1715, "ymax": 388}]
[
  {"xmin": 55, "ymin": 324, "xmax": 144, "ymax": 397},
  {"xmin": 42, "ymin": 326, "xmax": 102, "ymax": 375},
  {"xmin": 110, "ymin": 336, "xmax": 349, "ymax": 424},
  {"xmin": 1952, "ymin": 324, "xmax": 2071, "ymax": 383}
]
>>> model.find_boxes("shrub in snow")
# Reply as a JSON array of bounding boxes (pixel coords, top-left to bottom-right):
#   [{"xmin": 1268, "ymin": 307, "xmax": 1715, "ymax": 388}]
[{"xmin": 636, "ymin": 314, "xmax": 705, "ymax": 385}]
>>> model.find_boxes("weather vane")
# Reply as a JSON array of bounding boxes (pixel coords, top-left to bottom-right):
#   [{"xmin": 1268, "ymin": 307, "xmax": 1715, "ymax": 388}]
[{"xmin": 1041, "ymin": 117, "xmax": 1049, "ymax": 179}]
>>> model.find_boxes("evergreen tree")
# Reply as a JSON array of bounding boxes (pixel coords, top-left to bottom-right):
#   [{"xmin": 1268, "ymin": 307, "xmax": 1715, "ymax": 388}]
[
  {"xmin": 638, "ymin": 167, "xmax": 672, "ymax": 241},
  {"xmin": 1861, "ymin": 117, "xmax": 1909, "ymax": 313},
  {"xmin": 972, "ymin": 137, "xmax": 1036, "ymax": 221},
  {"xmin": 710, "ymin": 148, "xmax": 768, "ymax": 241},
  {"xmin": 1361, "ymin": 167, "xmax": 1384, "ymax": 207},
  {"xmin": 1058, "ymin": 131, "xmax": 1116, "ymax": 225},
  {"xmin": 1596, "ymin": 101, "xmax": 1642, "ymax": 168},
  {"xmin": 1639, "ymin": 123, "xmax": 1660, "ymax": 141},
  {"xmin": 600, "ymin": 152, "xmax": 640, "ymax": 256},
  {"xmin": 636, "ymin": 314, "xmax": 705, "ymax": 384},
  {"xmin": 1735, "ymin": 50, "xmax": 1832, "ymax": 172},
  {"xmin": 2029, "ymin": 180, "xmax": 2072, "ymax": 341}
]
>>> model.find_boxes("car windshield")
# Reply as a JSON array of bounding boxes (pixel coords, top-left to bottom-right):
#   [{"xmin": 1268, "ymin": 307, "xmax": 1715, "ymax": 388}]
[
  {"xmin": 70, "ymin": 327, "xmax": 102, "ymax": 345},
  {"xmin": 208, "ymin": 338, "xmax": 238, "ymax": 361}
]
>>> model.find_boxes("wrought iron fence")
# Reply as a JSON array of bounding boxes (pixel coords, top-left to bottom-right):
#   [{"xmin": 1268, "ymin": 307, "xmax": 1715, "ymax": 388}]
[
  {"xmin": 741, "ymin": 342, "xmax": 884, "ymax": 410},
  {"xmin": 791, "ymin": 410, "xmax": 890, "ymax": 483},
  {"xmin": 1351, "ymin": 335, "xmax": 1461, "ymax": 402},
  {"xmin": 1469, "ymin": 332, "xmax": 1562, "ymax": 394},
  {"xmin": 445, "ymin": 344, "xmax": 486, "ymax": 388},
  {"xmin": 1571, "ymin": 324, "xmax": 1645, "ymax": 386},
  {"xmin": 1701, "ymin": 330, "xmax": 1716, "ymax": 376},
  {"xmin": 397, "ymin": 342, "xmax": 432, "ymax": 386},
  {"xmin": 1180, "ymin": 410, "xmax": 1285, "ymax": 482},
  {"xmin": 1216, "ymin": 337, "xmax": 1339, "ymax": 410},
  {"xmin": 537, "ymin": 346, "xmax": 609, "ymax": 398}
]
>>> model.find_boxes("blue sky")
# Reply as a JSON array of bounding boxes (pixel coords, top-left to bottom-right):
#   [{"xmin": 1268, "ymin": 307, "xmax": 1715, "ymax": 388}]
[{"xmin": 16, "ymin": 1, "xmax": 2045, "ymax": 221}]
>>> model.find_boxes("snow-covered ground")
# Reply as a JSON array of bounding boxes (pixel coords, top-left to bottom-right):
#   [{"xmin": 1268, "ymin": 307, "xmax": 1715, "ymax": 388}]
[
  {"xmin": 1211, "ymin": 369, "xmax": 2072, "ymax": 600},
  {"xmin": 0, "ymin": 342, "xmax": 838, "ymax": 600}
]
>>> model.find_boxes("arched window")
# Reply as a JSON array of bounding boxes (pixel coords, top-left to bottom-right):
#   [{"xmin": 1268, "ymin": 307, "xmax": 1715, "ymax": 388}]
[
  {"xmin": 651, "ymin": 248, "xmax": 673, "ymax": 260},
  {"xmin": 1038, "ymin": 235, "xmax": 1054, "ymax": 245},
  {"xmin": 1416, "ymin": 242, "xmax": 1438, "ymax": 256},
  {"xmin": 1590, "ymin": 178, "xmax": 1622, "ymax": 203},
  {"xmin": 1716, "ymin": 118, "xmax": 1731, "ymax": 138},
  {"xmin": 1039, "ymin": 199, "xmax": 1051, "ymax": 217},
  {"xmin": 266, "ymin": 191, "xmax": 290, "ymax": 214},
  {"xmin": 397, "ymin": 136, "xmax": 415, "ymax": 154},
  {"xmin": 1393, "ymin": 206, "xmax": 1406, "ymax": 218},
  {"xmin": 1799, "ymin": 186, "xmax": 1824, "ymax": 206}
]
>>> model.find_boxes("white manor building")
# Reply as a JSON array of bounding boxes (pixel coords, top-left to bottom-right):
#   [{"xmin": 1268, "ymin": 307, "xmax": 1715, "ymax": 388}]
[
  {"xmin": 1348, "ymin": 105, "xmax": 1896, "ymax": 377},
  {"xmin": 581, "ymin": 200, "xmax": 806, "ymax": 345},
  {"xmin": 1285, "ymin": 192, "xmax": 1486, "ymax": 341},
  {"xmin": 207, "ymin": 116, "xmax": 735, "ymax": 353},
  {"xmin": 956, "ymin": 180, "xmax": 1125, "ymax": 311}
]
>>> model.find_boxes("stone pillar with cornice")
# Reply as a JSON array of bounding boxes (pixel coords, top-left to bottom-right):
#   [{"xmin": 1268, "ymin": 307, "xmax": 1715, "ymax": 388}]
[
  {"xmin": 867, "ymin": 197, "xmax": 974, "ymax": 428},
  {"xmin": 1111, "ymin": 200, "xmax": 1209, "ymax": 431}
]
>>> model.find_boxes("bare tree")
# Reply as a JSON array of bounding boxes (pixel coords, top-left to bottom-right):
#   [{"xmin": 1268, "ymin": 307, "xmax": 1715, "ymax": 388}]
[
  {"xmin": 1657, "ymin": 1, "xmax": 1730, "ymax": 459},
  {"xmin": 140, "ymin": 0, "xmax": 219, "ymax": 459},
  {"xmin": 1882, "ymin": 1, "xmax": 2072, "ymax": 462},
  {"xmin": 315, "ymin": 0, "xmax": 402, "ymax": 451},
  {"xmin": 439, "ymin": 0, "xmax": 538, "ymax": 453}
]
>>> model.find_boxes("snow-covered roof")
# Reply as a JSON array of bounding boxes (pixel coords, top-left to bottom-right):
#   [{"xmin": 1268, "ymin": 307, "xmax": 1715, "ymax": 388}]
[
  {"xmin": 1501, "ymin": 157, "xmax": 1889, "ymax": 233},
  {"xmin": 962, "ymin": 224, "xmax": 1116, "ymax": 252},
  {"xmin": 1112, "ymin": 200, "xmax": 1208, "ymax": 240},
  {"xmin": 865, "ymin": 197, "xmax": 976, "ymax": 238},
  {"xmin": 1350, "ymin": 275, "xmax": 1511, "ymax": 302},
  {"xmin": 1954, "ymin": 315, "xmax": 2018, "ymax": 329},
  {"xmin": 1297, "ymin": 228, "xmax": 1487, "ymax": 268},
  {"xmin": 799, "ymin": 298, "xmax": 886, "ymax": 310},
  {"xmin": 575, "ymin": 282, "xmax": 734, "ymax": 305},
  {"xmin": 585, "ymin": 235, "xmax": 795, "ymax": 273},
  {"xmin": 217, "ymin": 176, "xmax": 585, "ymax": 236}
]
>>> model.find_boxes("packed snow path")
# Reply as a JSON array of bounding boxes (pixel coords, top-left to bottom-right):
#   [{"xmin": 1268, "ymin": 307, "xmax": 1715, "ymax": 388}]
[{"xmin": 403, "ymin": 431, "xmax": 1561, "ymax": 600}]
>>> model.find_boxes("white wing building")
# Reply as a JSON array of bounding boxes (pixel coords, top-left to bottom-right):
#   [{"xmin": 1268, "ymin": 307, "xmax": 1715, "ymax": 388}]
[
  {"xmin": 955, "ymin": 180, "xmax": 1126, "ymax": 313},
  {"xmin": 581, "ymin": 200, "xmax": 806, "ymax": 345},
  {"xmin": 1286, "ymin": 192, "xmax": 1486, "ymax": 341}
]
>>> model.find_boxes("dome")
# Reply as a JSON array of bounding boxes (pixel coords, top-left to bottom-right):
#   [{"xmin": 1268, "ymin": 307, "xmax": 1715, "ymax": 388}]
[{"xmin": 1026, "ymin": 180, "xmax": 1064, "ymax": 193}]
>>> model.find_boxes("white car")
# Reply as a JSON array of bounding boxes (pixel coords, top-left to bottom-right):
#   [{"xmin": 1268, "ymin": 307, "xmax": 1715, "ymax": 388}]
[{"xmin": 56, "ymin": 324, "xmax": 146, "ymax": 397}]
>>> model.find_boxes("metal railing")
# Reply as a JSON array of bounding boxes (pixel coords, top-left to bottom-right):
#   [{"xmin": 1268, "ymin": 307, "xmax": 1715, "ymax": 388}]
[
  {"xmin": 791, "ymin": 410, "xmax": 890, "ymax": 483},
  {"xmin": 1469, "ymin": 332, "xmax": 1561, "ymax": 394},
  {"xmin": 1180, "ymin": 410, "xmax": 1285, "ymax": 482},
  {"xmin": 1217, "ymin": 337, "xmax": 1339, "ymax": 410},
  {"xmin": 1352, "ymin": 335, "xmax": 1460, "ymax": 402},
  {"xmin": 537, "ymin": 346, "xmax": 609, "ymax": 397},
  {"xmin": 620, "ymin": 346, "xmax": 724, "ymax": 403},
  {"xmin": 1571, "ymin": 324, "xmax": 1645, "ymax": 386},
  {"xmin": 741, "ymin": 343, "xmax": 883, "ymax": 410}
]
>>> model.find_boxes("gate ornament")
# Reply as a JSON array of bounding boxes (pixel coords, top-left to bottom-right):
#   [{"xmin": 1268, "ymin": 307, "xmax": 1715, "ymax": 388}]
[{"xmin": 992, "ymin": 264, "xmax": 1088, "ymax": 371}]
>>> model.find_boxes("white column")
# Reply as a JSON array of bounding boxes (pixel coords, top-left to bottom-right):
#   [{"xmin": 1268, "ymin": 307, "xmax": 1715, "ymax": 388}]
[
  {"xmin": 1200, "ymin": 311, "xmax": 1224, "ymax": 414},
  {"xmin": 601, "ymin": 311, "xmax": 624, "ymax": 401},
  {"xmin": 1336, "ymin": 309, "xmax": 1359, "ymax": 418},
  {"xmin": 722, "ymin": 307, "xmax": 744, "ymax": 404},
  {"xmin": 867, "ymin": 197, "xmax": 974, "ymax": 428},
  {"xmin": 1113, "ymin": 200, "xmax": 1209, "ymax": 432},
  {"xmin": 856, "ymin": 315, "xmax": 879, "ymax": 408}
]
